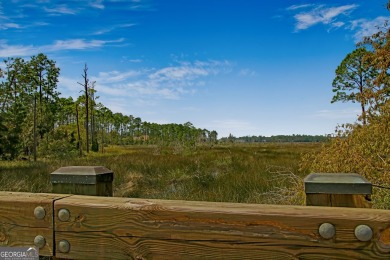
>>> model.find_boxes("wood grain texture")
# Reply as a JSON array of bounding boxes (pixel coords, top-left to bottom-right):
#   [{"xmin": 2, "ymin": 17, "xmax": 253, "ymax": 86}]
[
  {"xmin": 54, "ymin": 196, "xmax": 390, "ymax": 259},
  {"xmin": 0, "ymin": 191, "xmax": 70, "ymax": 256}
]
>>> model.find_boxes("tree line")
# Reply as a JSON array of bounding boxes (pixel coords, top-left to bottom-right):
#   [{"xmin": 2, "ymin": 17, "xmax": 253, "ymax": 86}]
[
  {"xmin": 0, "ymin": 56, "xmax": 218, "ymax": 160},
  {"xmin": 220, "ymin": 134, "xmax": 329, "ymax": 143}
]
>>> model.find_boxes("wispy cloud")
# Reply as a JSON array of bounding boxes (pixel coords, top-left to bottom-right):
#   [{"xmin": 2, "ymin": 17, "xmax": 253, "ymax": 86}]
[
  {"xmin": 89, "ymin": 0, "xmax": 105, "ymax": 9},
  {"xmin": 331, "ymin": 21, "xmax": 345, "ymax": 28},
  {"xmin": 43, "ymin": 5, "xmax": 77, "ymax": 15},
  {"xmin": 149, "ymin": 60, "xmax": 230, "ymax": 84},
  {"xmin": 350, "ymin": 16, "xmax": 389, "ymax": 42},
  {"xmin": 92, "ymin": 70, "xmax": 142, "ymax": 83},
  {"xmin": 289, "ymin": 4, "xmax": 358, "ymax": 31},
  {"xmin": 287, "ymin": 4, "xmax": 314, "ymax": 11},
  {"xmin": 0, "ymin": 38, "xmax": 125, "ymax": 57},
  {"xmin": 93, "ymin": 23, "xmax": 135, "ymax": 35},
  {"xmin": 48, "ymin": 38, "xmax": 124, "ymax": 51},
  {"xmin": 238, "ymin": 68, "xmax": 257, "ymax": 77},
  {"xmin": 0, "ymin": 23, "xmax": 22, "ymax": 30},
  {"xmin": 0, "ymin": 3, "xmax": 5, "ymax": 19},
  {"xmin": 0, "ymin": 40, "xmax": 34, "ymax": 57},
  {"xmin": 57, "ymin": 76, "xmax": 81, "ymax": 98},
  {"xmin": 69, "ymin": 60, "xmax": 232, "ymax": 101}
]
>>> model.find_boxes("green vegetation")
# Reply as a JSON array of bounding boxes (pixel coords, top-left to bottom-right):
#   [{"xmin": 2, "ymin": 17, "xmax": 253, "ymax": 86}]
[
  {"xmin": 0, "ymin": 143, "xmax": 319, "ymax": 205},
  {"xmin": 0, "ymin": 58, "xmax": 217, "ymax": 161},
  {"xmin": 331, "ymin": 47, "xmax": 378, "ymax": 125},
  {"xmin": 300, "ymin": 7, "xmax": 390, "ymax": 209},
  {"xmin": 0, "ymin": 1, "xmax": 389, "ymax": 209}
]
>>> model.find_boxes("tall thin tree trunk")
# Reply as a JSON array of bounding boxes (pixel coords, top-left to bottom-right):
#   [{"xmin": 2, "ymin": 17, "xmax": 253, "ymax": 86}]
[
  {"xmin": 76, "ymin": 103, "xmax": 82, "ymax": 157},
  {"xmin": 85, "ymin": 81, "xmax": 89, "ymax": 153},
  {"xmin": 90, "ymin": 83, "xmax": 95, "ymax": 150},
  {"xmin": 78, "ymin": 64, "xmax": 89, "ymax": 153},
  {"xmin": 101, "ymin": 118, "xmax": 104, "ymax": 154},
  {"xmin": 33, "ymin": 95, "xmax": 37, "ymax": 162},
  {"xmin": 359, "ymin": 77, "xmax": 367, "ymax": 125}
]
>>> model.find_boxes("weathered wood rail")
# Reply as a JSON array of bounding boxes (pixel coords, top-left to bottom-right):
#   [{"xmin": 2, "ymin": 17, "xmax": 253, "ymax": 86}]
[{"xmin": 0, "ymin": 191, "xmax": 389, "ymax": 259}]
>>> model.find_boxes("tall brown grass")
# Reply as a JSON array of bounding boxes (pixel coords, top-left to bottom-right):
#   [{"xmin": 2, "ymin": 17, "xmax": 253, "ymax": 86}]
[{"xmin": 0, "ymin": 143, "xmax": 320, "ymax": 205}]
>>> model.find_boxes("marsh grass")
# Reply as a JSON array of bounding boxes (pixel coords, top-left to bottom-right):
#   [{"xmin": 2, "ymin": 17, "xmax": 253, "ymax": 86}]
[{"xmin": 0, "ymin": 143, "xmax": 320, "ymax": 205}]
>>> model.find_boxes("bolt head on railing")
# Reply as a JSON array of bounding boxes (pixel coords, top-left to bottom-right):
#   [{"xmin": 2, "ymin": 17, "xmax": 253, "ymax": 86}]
[
  {"xmin": 319, "ymin": 223, "xmax": 336, "ymax": 239},
  {"xmin": 58, "ymin": 208, "xmax": 70, "ymax": 222},
  {"xmin": 58, "ymin": 240, "xmax": 70, "ymax": 253},
  {"xmin": 34, "ymin": 206, "xmax": 46, "ymax": 220},
  {"xmin": 34, "ymin": 235, "xmax": 45, "ymax": 249},
  {"xmin": 355, "ymin": 224, "xmax": 373, "ymax": 242}
]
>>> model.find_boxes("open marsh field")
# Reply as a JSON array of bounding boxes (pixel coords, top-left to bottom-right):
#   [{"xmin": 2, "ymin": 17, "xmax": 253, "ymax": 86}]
[{"xmin": 0, "ymin": 143, "xmax": 321, "ymax": 205}]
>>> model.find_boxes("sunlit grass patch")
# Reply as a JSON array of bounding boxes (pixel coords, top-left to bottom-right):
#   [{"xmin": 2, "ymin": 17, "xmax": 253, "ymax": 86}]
[{"xmin": 0, "ymin": 143, "xmax": 320, "ymax": 205}]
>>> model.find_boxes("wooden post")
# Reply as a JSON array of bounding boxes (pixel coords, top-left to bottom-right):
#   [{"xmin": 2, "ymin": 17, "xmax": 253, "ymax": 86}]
[
  {"xmin": 50, "ymin": 166, "xmax": 113, "ymax": 197},
  {"xmin": 304, "ymin": 173, "xmax": 372, "ymax": 208}
]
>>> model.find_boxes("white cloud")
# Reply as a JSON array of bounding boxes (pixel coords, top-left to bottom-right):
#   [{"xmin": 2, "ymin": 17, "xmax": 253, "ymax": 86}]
[
  {"xmin": 120, "ymin": 56, "xmax": 143, "ymax": 63},
  {"xmin": 0, "ymin": 23, "xmax": 21, "ymax": 29},
  {"xmin": 350, "ymin": 16, "xmax": 389, "ymax": 42},
  {"xmin": 87, "ymin": 60, "xmax": 231, "ymax": 101},
  {"xmin": 93, "ymin": 23, "xmax": 135, "ymax": 35},
  {"xmin": 58, "ymin": 76, "xmax": 82, "ymax": 99},
  {"xmin": 0, "ymin": 38, "xmax": 125, "ymax": 57},
  {"xmin": 149, "ymin": 60, "xmax": 229, "ymax": 83},
  {"xmin": 0, "ymin": 40, "xmax": 35, "ymax": 57},
  {"xmin": 292, "ymin": 4, "xmax": 357, "ymax": 31},
  {"xmin": 331, "ymin": 21, "xmax": 345, "ymax": 28},
  {"xmin": 149, "ymin": 66, "xmax": 208, "ymax": 82},
  {"xmin": 48, "ymin": 39, "xmax": 123, "ymax": 51},
  {"xmin": 0, "ymin": 21, "xmax": 48, "ymax": 31},
  {"xmin": 89, "ymin": 0, "xmax": 105, "ymax": 9},
  {"xmin": 92, "ymin": 70, "xmax": 142, "ymax": 83},
  {"xmin": 239, "ymin": 68, "xmax": 257, "ymax": 77},
  {"xmin": 287, "ymin": 4, "xmax": 314, "ymax": 11},
  {"xmin": 0, "ymin": 3, "xmax": 4, "ymax": 18},
  {"xmin": 129, "ymin": 59, "xmax": 142, "ymax": 63},
  {"xmin": 43, "ymin": 5, "xmax": 77, "ymax": 15}
]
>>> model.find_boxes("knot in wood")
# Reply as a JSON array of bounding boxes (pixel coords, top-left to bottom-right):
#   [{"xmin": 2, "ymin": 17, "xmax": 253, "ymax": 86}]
[
  {"xmin": 379, "ymin": 227, "xmax": 390, "ymax": 245},
  {"xmin": 0, "ymin": 232, "xmax": 7, "ymax": 242},
  {"xmin": 75, "ymin": 214, "xmax": 85, "ymax": 223}
]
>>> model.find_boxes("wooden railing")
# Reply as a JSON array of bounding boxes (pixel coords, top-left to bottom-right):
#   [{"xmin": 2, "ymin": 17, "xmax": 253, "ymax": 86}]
[
  {"xmin": 0, "ymin": 191, "xmax": 389, "ymax": 259},
  {"xmin": 0, "ymin": 167, "xmax": 389, "ymax": 259}
]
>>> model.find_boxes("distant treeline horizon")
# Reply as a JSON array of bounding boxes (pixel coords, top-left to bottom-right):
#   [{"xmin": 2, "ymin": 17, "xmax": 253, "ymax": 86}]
[{"xmin": 220, "ymin": 134, "xmax": 330, "ymax": 143}]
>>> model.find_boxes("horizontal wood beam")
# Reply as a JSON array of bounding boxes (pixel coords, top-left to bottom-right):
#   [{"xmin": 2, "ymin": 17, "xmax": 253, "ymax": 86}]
[
  {"xmin": 54, "ymin": 195, "xmax": 390, "ymax": 259},
  {"xmin": 0, "ymin": 191, "xmax": 389, "ymax": 259}
]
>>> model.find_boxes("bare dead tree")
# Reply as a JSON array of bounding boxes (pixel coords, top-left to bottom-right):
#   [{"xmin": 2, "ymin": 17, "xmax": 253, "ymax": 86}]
[{"xmin": 78, "ymin": 64, "xmax": 89, "ymax": 153}]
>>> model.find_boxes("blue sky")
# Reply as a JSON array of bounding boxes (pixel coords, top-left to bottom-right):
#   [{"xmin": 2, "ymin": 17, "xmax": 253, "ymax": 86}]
[{"xmin": 1, "ymin": 0, "xmax": 389, "ymax": 137}]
